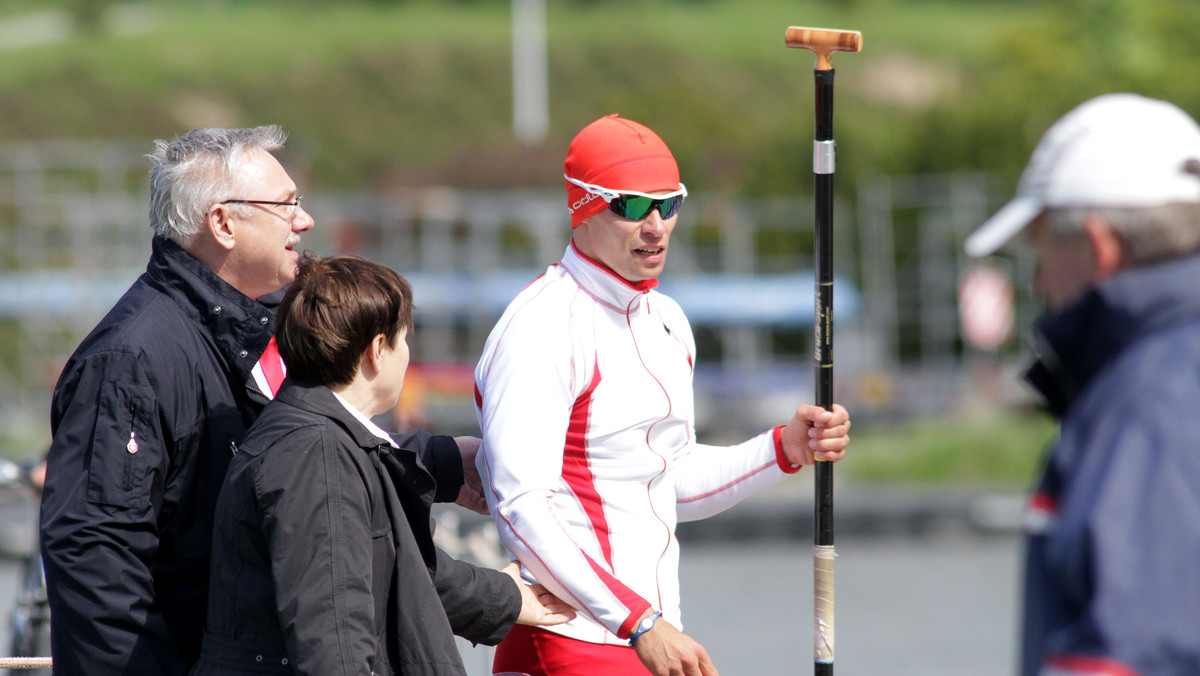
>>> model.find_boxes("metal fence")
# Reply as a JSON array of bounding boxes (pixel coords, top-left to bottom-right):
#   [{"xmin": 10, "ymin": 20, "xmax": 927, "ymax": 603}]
[{"xmin": 0, "ymin": 139, "xmax": 1030, "ymax": 450}]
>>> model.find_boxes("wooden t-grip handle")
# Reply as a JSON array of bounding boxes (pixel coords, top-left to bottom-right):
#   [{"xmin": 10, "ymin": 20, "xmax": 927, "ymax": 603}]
[{"xmin": 785, "ymin": 27, "xmax": 863, "ymax": 70}]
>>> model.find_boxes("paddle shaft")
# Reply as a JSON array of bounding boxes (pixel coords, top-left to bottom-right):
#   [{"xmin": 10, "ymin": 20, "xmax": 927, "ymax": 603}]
[
  {"xmin": 786, "ymin": 25, "xmax": 861, "ymax": 676},
  {"xmin": 813, "ymin": 66, "xmax": 836, "ymax": 676}
]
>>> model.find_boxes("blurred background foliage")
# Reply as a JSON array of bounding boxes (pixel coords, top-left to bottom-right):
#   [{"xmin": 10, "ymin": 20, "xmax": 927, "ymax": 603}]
[{"xmin": 2, "ymin": 0, "xmax": 1198, "ymax": 198}]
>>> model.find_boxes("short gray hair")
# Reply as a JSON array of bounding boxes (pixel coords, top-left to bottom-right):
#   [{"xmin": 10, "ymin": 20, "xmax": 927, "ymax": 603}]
[
  {"xmin": 1043, "ymin": 202, "xmax": 1200, "ymax": 267},
  {"xmin": 146, "ymin": 126, "xmax": 288, "ymax": 247}
]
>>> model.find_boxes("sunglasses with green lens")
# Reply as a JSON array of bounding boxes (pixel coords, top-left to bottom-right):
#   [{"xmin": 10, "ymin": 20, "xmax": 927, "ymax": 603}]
[
  {"xmin": 565, "ymin": 175, "xmax": 688, "ymax": 221},
  {"xmin": 608, "ymin": 193, "xmax": 686, "ymax": 220}
]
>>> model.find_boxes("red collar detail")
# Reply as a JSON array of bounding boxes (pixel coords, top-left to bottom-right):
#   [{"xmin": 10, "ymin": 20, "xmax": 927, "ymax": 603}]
[{"xmin": 569, "ymin": 241, "xmax": 659, "ymax": 292}]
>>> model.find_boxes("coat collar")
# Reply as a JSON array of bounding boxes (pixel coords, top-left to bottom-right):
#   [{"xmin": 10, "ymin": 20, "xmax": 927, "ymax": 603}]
[
  {"xmin": 145, "ymin": 236, "xmax": 278, "ymax": 381},
  {"xmin": 273, "ymin": 379, "xmax": 395, "ymax": 452},
  {"xmin": 558, "ymin": 241, "xmax": 658, "ymax": 314},
  {"xmin": 1026, "ymin": 253, "xmax": 1200, "ymax": 416}
]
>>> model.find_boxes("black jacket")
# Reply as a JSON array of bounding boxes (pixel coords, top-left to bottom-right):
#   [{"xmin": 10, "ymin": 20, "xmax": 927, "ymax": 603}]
[
  {"xmin": 41, "ymin": 236, "xmax": 279, "ymax": 675},
  {"xmin": 192, "ymin": 380, "xmax": 520, "ymax": 676}
]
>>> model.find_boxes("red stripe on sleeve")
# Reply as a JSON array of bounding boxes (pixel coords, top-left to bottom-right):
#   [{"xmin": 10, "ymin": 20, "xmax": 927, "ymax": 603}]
[{"xmin": 1045, "ymin": 654, "xmax": 1139, "ymax": 676}]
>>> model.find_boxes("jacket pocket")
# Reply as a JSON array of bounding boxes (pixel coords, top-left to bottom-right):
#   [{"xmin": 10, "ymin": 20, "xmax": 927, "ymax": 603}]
[{"xmin": 87, "ymin": 381, "xmax": 155, "ymax": 508}]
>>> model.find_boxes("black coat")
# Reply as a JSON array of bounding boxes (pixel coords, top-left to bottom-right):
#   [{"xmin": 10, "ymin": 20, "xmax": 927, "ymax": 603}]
[
  {"xmin": 41, "ymin": 236, "xmax": 279, "ymax": 675},
  {"xmin": 192, "ymin": 381, "xmax": 520, "ymax": 676}
]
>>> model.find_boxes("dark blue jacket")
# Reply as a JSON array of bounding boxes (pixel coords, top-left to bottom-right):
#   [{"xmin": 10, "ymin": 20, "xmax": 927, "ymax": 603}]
[
  {"xmin": 1022, "ymin": 253, "xmax": 1200, "ymax": 676},
  {"xmin": 41, "ymin": 236, "xmax": 278, "ymax": 675}
]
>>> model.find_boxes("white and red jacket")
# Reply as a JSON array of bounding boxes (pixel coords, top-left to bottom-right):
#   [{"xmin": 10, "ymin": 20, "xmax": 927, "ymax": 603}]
[{"xmin": 474, "ymin": 242, "xmax": 800, "ymax": 646}]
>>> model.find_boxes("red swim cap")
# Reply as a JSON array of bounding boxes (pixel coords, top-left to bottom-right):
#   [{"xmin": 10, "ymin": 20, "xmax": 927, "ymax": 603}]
[{"xmin": 563, "ymin": 114, "xmax": 680, "ymax": 228}]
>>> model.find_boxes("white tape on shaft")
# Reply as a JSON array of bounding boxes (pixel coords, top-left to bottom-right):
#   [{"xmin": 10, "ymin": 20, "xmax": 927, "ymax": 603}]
[
  {"xmin": 814, "ymin": 544, "xmax": 836, "ymax": 663},
  {"xmin": 814, "ymin": 140, "xmax": 836, "ymax": 174},
  {"xmin": 0, "ymin": 657, "xmax": 53, "ymax": 669}
]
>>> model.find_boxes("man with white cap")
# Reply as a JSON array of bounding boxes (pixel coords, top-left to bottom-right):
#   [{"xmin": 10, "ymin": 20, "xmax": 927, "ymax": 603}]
[
  {"xmin": 965, "ymin": 93, "xmax": 1200, "ymax": 676},
  {"xmin": 473, "ymin": 114, "xmax": 852, "ymax": 676}
]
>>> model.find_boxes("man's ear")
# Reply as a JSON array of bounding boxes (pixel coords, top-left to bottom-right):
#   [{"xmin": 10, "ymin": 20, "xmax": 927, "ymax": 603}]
[
  {"xmin": 208, "ymin": 204, "xmax": 237, "ymax": 251},
  {"xmin": 1084, "ymin": 213, "xmax": 1124, "ymax": 279}
]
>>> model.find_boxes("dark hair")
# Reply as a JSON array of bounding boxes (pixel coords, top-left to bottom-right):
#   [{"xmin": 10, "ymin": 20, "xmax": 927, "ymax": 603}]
[{"xmin": 276, "ymin": 254, "xmax": 413, "ymax": 387}]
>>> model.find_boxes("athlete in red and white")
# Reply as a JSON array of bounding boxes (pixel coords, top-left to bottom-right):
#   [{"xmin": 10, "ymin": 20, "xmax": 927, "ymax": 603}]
[{"xmin": 474, "ymin": 114, "xmax": 851, "ymax": 676}]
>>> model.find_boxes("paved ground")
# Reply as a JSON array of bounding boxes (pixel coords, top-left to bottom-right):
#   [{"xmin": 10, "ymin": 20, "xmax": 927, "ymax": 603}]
[
  {"xmin": 0, "ymin": 479, "xmax": 1027, "ymax": 675},
  {"xmin": 453, "ymin": 477, "xmax": 1027, "ymax": 675},
  {"xmin": 679, "ymin": 534, "xmax": 1020, "ymax": 676},
  {"xmin": 674, "ymin": 477, "xmax": 1026, "ymax": 676}
]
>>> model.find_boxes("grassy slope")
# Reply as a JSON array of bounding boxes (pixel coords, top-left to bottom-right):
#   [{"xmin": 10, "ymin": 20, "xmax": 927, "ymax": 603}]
[{"xmin": 0, "ymin": 0, "xmax": 1045, "ymax": 192}]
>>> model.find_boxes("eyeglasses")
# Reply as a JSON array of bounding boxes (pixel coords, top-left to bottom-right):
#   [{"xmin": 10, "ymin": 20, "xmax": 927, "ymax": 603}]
[
  {"xmin": 221, "ymin": 196, "xmax": 303, "ymax": 216},
  {"xmin": 565, "ymin": 175, "xmax": 687, "ymax": 221}
]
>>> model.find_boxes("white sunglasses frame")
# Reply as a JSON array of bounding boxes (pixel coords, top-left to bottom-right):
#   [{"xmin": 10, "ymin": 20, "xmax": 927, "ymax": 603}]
[{"xmin": 564, "ymin": 174, "xmax": 688, "ymax": 202}]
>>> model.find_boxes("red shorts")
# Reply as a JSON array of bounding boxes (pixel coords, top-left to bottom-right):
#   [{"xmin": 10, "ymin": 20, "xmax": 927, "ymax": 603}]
[{"xmin": 493, "ymin": 624, "xmax": 650, "ymax": 676}]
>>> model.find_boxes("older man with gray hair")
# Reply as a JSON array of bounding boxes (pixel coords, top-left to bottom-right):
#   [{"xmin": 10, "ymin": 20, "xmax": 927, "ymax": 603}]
[
  {"xmin": 965, "ymin": 93, "xmax": 1200, "ymax": 676},
  {"xmin": 39, "ymin": 126, "xmax": 315, "ymax": 674}
]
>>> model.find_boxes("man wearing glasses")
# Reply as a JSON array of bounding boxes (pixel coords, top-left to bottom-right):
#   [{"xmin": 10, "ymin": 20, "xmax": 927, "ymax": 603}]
[
  {"xmin": 473, "ymin": 115, "xmax": 853, "ymax": 676},
  {"xmin": 40, "ymin": 126, "xmax": 317, "ymax": 674}
]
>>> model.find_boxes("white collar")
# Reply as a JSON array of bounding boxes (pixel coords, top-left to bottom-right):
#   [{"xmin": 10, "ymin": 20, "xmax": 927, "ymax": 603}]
[
  {"xmin": 559, "ymin": 242, "xmax": 658, "ymax": 314},
  {"xmin": 331, "ymin": 391, "xmax": 398, "ymax": 448}
]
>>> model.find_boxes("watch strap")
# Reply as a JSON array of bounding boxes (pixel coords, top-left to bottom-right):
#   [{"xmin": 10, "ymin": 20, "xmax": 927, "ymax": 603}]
[{"xmin": 628, "ymin": 610, "xmax": 663, "ymax": 646}]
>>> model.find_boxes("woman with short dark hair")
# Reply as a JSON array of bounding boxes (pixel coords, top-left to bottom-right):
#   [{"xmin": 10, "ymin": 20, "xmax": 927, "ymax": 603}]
[{"xmin": 193, "ymin": 254, "xmax": 573, "ymax": 675}]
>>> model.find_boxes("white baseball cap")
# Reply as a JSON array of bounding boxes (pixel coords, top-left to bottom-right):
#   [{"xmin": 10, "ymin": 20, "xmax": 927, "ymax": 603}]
[{"xmin": 964, "ymin": 93, "xmax": 1200, "ymax": 258}]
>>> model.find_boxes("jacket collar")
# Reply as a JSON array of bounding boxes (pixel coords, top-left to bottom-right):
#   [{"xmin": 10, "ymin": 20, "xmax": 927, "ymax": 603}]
[
  {"xmin": 1026, "ymin": 252, "xmax": 1200, "ymax": 416},
  {"xmin": 558, "ymin": 241, "xmax": 658, "ymax": 314},
  {"xmin": 331, "ymin": 390, "xmax": 398, "ymax": 448},
  {"xmin": 273, "ymin": 379, "xmax": 394, "ymax": 452},
  {"xmin": 145, "ymin": 235, "xmax": 278, "ymax": 381}
]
